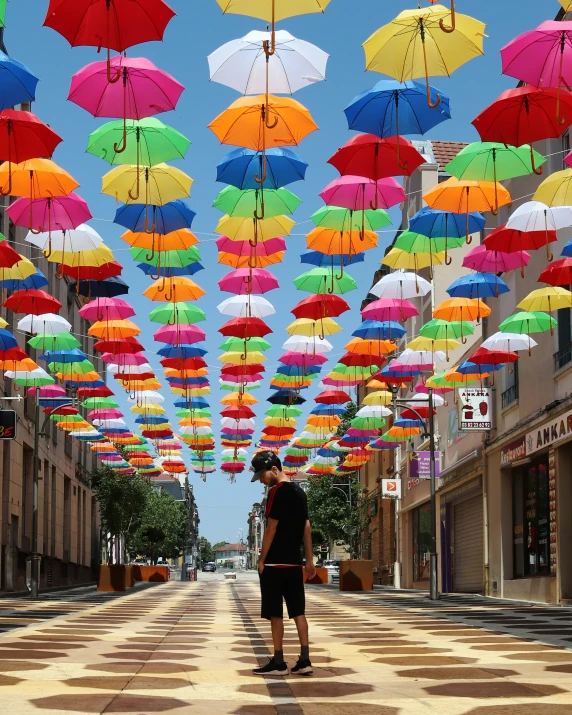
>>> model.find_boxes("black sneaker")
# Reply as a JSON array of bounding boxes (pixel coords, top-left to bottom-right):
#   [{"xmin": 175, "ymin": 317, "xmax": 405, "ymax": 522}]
[
  {"xmin": 252, "ymin": 658, "xmax": 289, "ymax": 676},
  {"xmin": 291, "ymin": 657, "xmax": 313, "ymax": 676}
]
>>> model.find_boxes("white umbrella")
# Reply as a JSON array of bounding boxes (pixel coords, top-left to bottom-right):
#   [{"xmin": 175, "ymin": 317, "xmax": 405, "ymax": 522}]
[
  {"xmin": 356, "ymin": 405, "xmax": 392, "ymax": 417},
  {"xmin": 399, "ymin": 349, "xmax": 446, "ymax": 365},
  {"xmin": 370, "ymin": 270, "xmax": 432, "ymax": 299},
  {"xmin": 282, "ymin": 335, "xmax": 333, "ymax": 353},
  {"xmin": 222, "ymin": 448, "xmax": 248, "ymax": 457},
  {"xmin": 179, "ymin": 426, "xmax": 213, "ymax": 436},
  {"xmin": 92, "ymin": 418, "xmax": 126, "ymax": 428},
  {"xmin": 220, "ymin": 417, "xmax": 255, "ymax": 430},
  {"xmin": 208, "ymin": 30, "xmax": 328, "ymax": 95},
  {"xmin": 72, "ymin": 430, "xmax": 102, "ymax": 438},
  {"xmin": 482, "ymin": 332, "xmax": 537, "ymax": 352},
  {"xmin": 407, "ymin": 392, "xmax": 446, "ymax": 407},
  {"xmin": 17, "ymin": 313, "xmax": 71, "ymax": 335},
  {"xmin": 127, "ymin": 391, "xmax": 164, "ymax": 404},
  {"xmin": 313, "ymin": 455, "xmax": 338, "ymax": 465},
  {"xmin": 217, "ymin": 295, "xmax": 276, "ymax": 319},
  {"xmin": 26, "ymin": 223, "xmax": 103, "ymax": 252},
  {"xmin": 4, "ymin": 367, "xmax": 52, "ymax": 380},
  {"xmin": 506, "ymin": 201, "xmax": 572, "ymax": 232},
  {"xmin": 108, "ymin": 363, "xmax": 154, "ymax": 375}
]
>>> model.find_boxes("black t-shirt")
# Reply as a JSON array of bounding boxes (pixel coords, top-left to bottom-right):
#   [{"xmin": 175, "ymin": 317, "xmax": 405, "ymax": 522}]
[{"xmin": 264, "ymin": 481, "xmax": 308, "ymax": 565}]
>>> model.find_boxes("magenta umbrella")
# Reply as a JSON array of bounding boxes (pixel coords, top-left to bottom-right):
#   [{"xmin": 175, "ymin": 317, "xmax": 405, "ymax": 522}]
[
  {"xmin": 218, "ymin": 268, "xmax": 280, "ymax": 295},
  {"xmin": 216, "ymin": 235, "xmax": 286, "ymax": 257},
  {"xmin": 6, "ymin": 193, "xmax": 92, "ymax": 233},
  {"xmin": 100, "ymin": 352, "xmax": 147, "ymax": 365},
  {"xmin": 319, "ymin": 175, "xmax": 406, "ymax": 211},
  {"xmin": 88, "ymin": 409, "xmax": 124, "ymax": 420},
  {"xmin": 463, "ymin": 244, "xmax": 530, "ymax": 275},
  {"xmin": 153, "ymin": 324, "xmax": 206, "ymax": 345},
  {"xmin": 221, "ymin": 372, "xmax": 264, "ymax": 383},
  {"xmin": 68, "ymin": 56, "xmax": 184, "ymax": 152},
  {"xmin": 361, "ymin": 297, "xmax": 418, "ymax": 321},
  {"xmin": 29, "ymin": 385, "xmax": 66, "ymax": 398},
  {"xmin": 79, "ymin": 297, "xmax": 136, "ymax": 321},
  {"xmin": 501, "ymin": 21, "xmax": 572, "ymax": 123},
  {"xmin": 278, "ymin": 351, "xmax": 328, "ymax": 366}
]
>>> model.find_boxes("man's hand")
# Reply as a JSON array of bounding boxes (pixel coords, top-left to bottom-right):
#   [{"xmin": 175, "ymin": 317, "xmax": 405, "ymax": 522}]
[
  {"xmin": 305, "ymin": 562, "xmax": 316, "ymax": 580},
  {"xmin": 258, "ymin": 558, "xmax": 265, "ymax": 575}
]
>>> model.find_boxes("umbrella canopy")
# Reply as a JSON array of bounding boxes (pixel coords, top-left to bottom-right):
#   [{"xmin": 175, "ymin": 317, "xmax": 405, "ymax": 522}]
[
  {"xmin": 293, "ymin": 268, "xmax": 356, "ymax": 294},
  {"xmin": 4, "ymin": 290, "xmax": 62, "ymax": 315},
  {"xmin": 7, "ymin": 194, "xmax": 91, "ymax": 232},
  {"xmin": 291, "ymin": 293, "xmax": 349, "ymax": 319},
  {"xmin": 533, "ymin": 168, "xmax": 572, "ymax": 208},
  {"xmin": 115, "ymin": 200, "xmax": 195, "ymax": 234},
  {"xmin": 424, "ymin": 178, "xmax": 511, "ymax": 223},
  {"xmin": 0, "ymin": 158, "xmax": 79, "ymax": 199},
  {"xmin": 499, "ymin": 311, "xmax": 557, "ymax": 335},
  {"xmin": 361, "ymin": 297, "xmax": 418, "ymax": 321},
  {"xmin": 446, "ymin": 273, "xmax": 509, "ymax": 299},
  {"xmin": 433, "ymin": 298, "xmax": 490, "ymax": 322},
  {"xmin": 463, "ymin": 244, "xmax": 530, "ymax": 274},
  {"xmin": 320, "ymin": 175, "xmax": 406, "ymax": 211},
  {"xmin": 370, "ymin": 271, "xmax": 432, "ymax": 299},
  {"xmin": 0, "ymin": 52, "xmax": 38, "ymax": 111},
  {"xmin": 214, "ymin": 186, "xmax": 300, "ymax": 218},
  {"xmin": 446, "ymin": 142, "xmax": 546, "ymax": 183},
  {"xmin": 517, "ymin": 287, "xmax": 572, "ymax": 313},
  {"xmin": 218, "ymin": 268, "xmax": 279, "ymax": 295},
  {"xmin": 102, "ymin": 163, "xmax": 192, "ymax": 206},
  {"xmin": 216, "ymin": 147, "xmax": 307, "ymax": 189},
  {"xmin": 328, "ymin": 134, "xmax": 425, "ymax": 178}
]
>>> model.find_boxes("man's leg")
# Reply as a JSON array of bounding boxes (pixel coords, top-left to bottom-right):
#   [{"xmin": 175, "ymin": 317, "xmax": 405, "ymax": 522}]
[
  {"xmin": 271, "ymin": 616, "xmax": 285, "ymax": 664},
  {"xmin": 293, "ymin": 614, "xmax": 309, "ymax": 648}
]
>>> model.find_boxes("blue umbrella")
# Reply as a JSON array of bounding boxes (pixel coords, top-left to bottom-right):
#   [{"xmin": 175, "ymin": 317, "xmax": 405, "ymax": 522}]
[
  {"xmin": 269, "ymin": 383, "xmax": 310, "ymax": 391},
  {"xmin": 301, "ymin": 251, "xmax": 365, "ymax": 268},
  {"xmin": 167, "ymin": 378, "xmax": 209, "ymax": 387},
  {"xmin": 457, "ymin": 360, "xmax": 504, "ymax": 375},
  {"xmin": 69, "ymin": 277, "xmax": 129, "ymax": 298},
  {"xmin": 410, "ymin": 207, "xmax": 485, "ymax": 238},
  {"xmin": 317, "ymin": 447, "xmax": 340, "ymax": 458},
  {"xmin": 136, "ymin": 262, "xmax": 204, "ymax": 277},
  {"xmin": 275, "ymin": 365, "xmax": 321, "ymax": 376},
  {"xmin": 352, "ymin": 320, "xmax": 406, "ymax": 341},
  {"xmin": 135, "ymin": 415, "xmax": 167, "ymax": 424},
  {"xmin": 157, "ymin": 345, "xmax": 207, "ymax": 359},
  {"xmin": 446, "ymin": 273, "xmax": 509, "ymax": 299},
  {"xmin": 344, "ymin": 80, "xmax": 451, "ymax": 138},
  {"xmin": 114, "ymin": 200, "xmax": 196, "ymax": 233},
  {"xmin": 0, "ymin": 328, "xmax": 17, "ymax": 351},
  {"xmin": 311, "ymin": 404, "xmax": 346, "ymax": 415},
  {"xmin": 39, "ymin": 348, "xmax": 88, "ymax": 363},
  {"xmin": 562, "ymin": 238, "xmax": 572, "ymax": 257},
  {"xmin": 0, "ymin": 52, "xmax": 38, "ymax": 110},
  {"xmin": 216, "ymin": 147, "xmax": 307, "ymax": 189},
  {"xmin": 0, "ymin": 270, "xmax": 49, "ymax": 291},
  {"xmin": 394, "ymin": 417, "xmax": 423, "ymax": 428}
]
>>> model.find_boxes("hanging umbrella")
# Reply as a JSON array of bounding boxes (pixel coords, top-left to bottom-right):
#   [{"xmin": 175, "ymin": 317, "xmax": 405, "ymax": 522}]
[
  {"xmin": 17, "ymin": 313, "xmax": 71, "ymax": 335},
  {"xmin": 328, "ymin": 133, "xmax": 425, "ymax": 178},
  {"xmin": 300, "ymin": 251, "xmax": 365, "ymax": 269},
  {"xmin": 420, "ymin": 317, "xmax": 474, "ymax": 344},
  {"xmin": 472, "ymin": 86, "xmax": 572, "ymax": 175},
  {"xmin": 533, "ymin": 169, "xmax": 572, "ymax": 209},
  {"xmin": 410, "ymin": 206, "xmax": 485, "ymax": 240},
  {"xmin": 446, "ymin": 272, "xmax": 510, "ymax": 299},
  {"xmin": 26, "ymin": 223, "xmax": 103, "ymax": 259},
  {"xmin": 370, "ymin": 271, "xmax": 432, "ymax": 299},
  {"xmin": 311, "ymin": 205, "xmax": 390, "ymax": 232},
  {"xmin": 102, "ymin": 163, "xmax": 192, "ymax": 213},
  {"xmin": 218, "ymin": 268, "xmax": 279, "ymax": 295},
  {"xmin": 291, "ymin": 293, "xmax": 350, "ymax": 318},
  {"xmin": 361, "ymin": 297, "xmax": 418, "ymax": 321},
  {"xmin": 149, "ymin": 301, "xmax": 206, "ymax": 325},
  {"xmin": 363, "ymin": 4, "xmax": 485, "ymax": 105},
  {"xmin": 286, "ymin": 317, "xmax": 340, "ymax": 337},
  {"xmin": 517, "ymin": 287, "xmax": 572, "ymax": 313},
  {"xmin": 539, "ymin": 258, "xmax": 572, "ymax": 289},
  {"xmin": 395, "ymin": 228, "xmax": 463, "ymax": 270},
  {"xmin": 214, "ymin": 186, "xmax": 300, "ymax": 219},
  {"xmin": 293, "ymin": 267, "xmax": 356, "ymax": 295},
  {"xmin": 114, "ymin": 199, "xmax": 195, "ymax": 234},
  {"xmin": 208, "ymin": 29, "xmax": 328, "ymax": 94},
  {"xmin": 481, "ymin": 333, "xmax": 537, "ymax": 354},
  {"xmin": 320, "ymin": 175, "xmax": 406, "ymax": 211},
  {"xmin": 7, "ymin": 193, "xmax": 91, "ymax": 233},
  {"xmin": 499, "ymin": 311, "xmax": 557, "ymax": 338},
  {"xmin": 70, "ymin": 276, "xmax": 129, "ymax": 299},
  {"xmin": 484, "ymin": 224, "xmax": 557, "ymax": 262},
  {"xmin": 4, "ymin": 289, "xmax": 62, "ymax": 315},
  {"xmin": 143, "ymin": 276, "xmax": 205, "ymax": 303},
  {"xmin": 381, "ymin": 247, "xmax": 445, "ymax": 271},
  {"xmin": 0, "ymin": 158, "xmax": 79, "ymax": 199},
  {"xmin": 306, "ymin": 227, "xmax": 378, "ymax": 261},
  {"xmin": 216, "ymin": 214, "xmax": 294, "ymax": 244},
  {"xmin": 218, "ymin": 294, "xmax": 275, "ymax": 318},
  {"xmin": 463, "ymin": 244, "xmax": 530, "ymax": 276},
  {"xmin": 216, "ymin": 147, "xmax": 307, "ymax": 189},
  {"xmin": 507, "ymin": 201, "xmax": 572, "ymax": 237},
  {"xmin": 352, "ymin": 320, "xmax": 406, "ymax": 341},
  {"xmin": 0, "ymin": 52, "xmax": 38, "ymax": 111},
  {"xmin": 433, "ymin": 297, "xmax": 490, "ymax": 322}
]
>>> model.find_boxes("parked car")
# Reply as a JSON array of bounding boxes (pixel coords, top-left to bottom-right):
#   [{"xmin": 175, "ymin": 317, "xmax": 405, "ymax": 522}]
[
  {"xmin": 202, "ymin": 562, "xmax": 216, "ymax": 572},
  {"xmin": 322, "ymin": 559, "xmax": 340, "ymax": 574}
]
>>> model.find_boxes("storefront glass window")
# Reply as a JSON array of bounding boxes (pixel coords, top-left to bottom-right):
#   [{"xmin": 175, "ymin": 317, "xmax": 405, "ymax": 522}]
[
  {"xmin": 413, "ymin": 502, "xmax": 432, "ymax": 582},
  {"xmin": 513, "ymin": 456, "xmax": 550, "ymax": 578}
]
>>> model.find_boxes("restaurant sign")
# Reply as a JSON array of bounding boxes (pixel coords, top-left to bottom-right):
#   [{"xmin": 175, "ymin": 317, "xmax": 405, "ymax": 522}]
[
  {"xmin": 526, "ymin": 408, "xmax": 572, "ymax": 455},
  {"xmin": 500, "ymin": 437, "xmax": 527, "ymax": 467},
  {"xmin": 458, "ymin": 387, "xmax": 493, "ymax": 430}
]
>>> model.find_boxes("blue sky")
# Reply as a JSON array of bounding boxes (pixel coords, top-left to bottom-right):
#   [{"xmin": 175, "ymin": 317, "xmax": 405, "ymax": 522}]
[{"xmin": 7, "ymin": 1, "xmax": 552, "ymax": 543}]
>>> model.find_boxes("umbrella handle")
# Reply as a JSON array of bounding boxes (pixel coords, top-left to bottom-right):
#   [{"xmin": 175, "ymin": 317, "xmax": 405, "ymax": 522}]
[
  {"xmin": 420, "ymin": 23, "xmax": 441, "ymax": 108},
  {"xmin": 248, "ymin": 251, "xmax": 258, "ymax": 269},
  {"xmin": 128, "ymin": 129, "xmax": 141, "ymax": 201},
  {"xmin": 395, "ymin": 136, "xmax": 409, "ymax": 173},
  {"xmin": 335, "ymin": 261, "xmax": 344, "ymax": 281},
  {"xmin": 249, "ymin": 217, "xmax": 259, "ymax": 248},
  {"xmin": 55, "ymin": 265, "xmax": 63, "ymax": 280},
  {"xmin": 439, "ymin": 0, "xmax": 456, "ymax": 33},
  {"xmin": 255, "ymin": 151, "xmax": 267, "ymax": 184},
  {"xmin": 253, "ymin": 186, "xmax": 265, "ymax": 220},
  {"xmin": 113, "ymin": 75, "xmax": 129, "ymax": 154},
  {"xmin": 145, "ymin": 231, "xmax": 156, "ymax": 262},
  {"xmin": 106, "ymin": 48, "xmax": 121, "ymax": 84},
  {"xmin": 530, "ymin": 145, "xmax": 543, "ymax": 176},
  {"xmin": 157, "ymin": 274, "xmax": 166, "ymax": 293},
  {"xmin": 265, "ymin": 107, "xmax": 278, "ymax": 130}
]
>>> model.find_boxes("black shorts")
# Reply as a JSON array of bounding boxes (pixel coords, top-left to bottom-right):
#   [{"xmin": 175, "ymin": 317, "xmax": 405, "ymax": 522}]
[{"xmin": 259, "ymin": 567, "xmax": 305, "ymax": 620}]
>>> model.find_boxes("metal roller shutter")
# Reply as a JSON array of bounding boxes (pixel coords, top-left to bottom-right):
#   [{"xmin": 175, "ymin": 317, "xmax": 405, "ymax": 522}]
[{"xmin": 453, "ymin": 495, "xmax": 483, "ymax": 593}]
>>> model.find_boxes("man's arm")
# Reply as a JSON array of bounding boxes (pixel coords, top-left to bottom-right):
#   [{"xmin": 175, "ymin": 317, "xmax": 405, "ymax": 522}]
[
  {"xmin": 303, "ymin": 520, "xmax": 316, "ymax": 579},
  {"xmin": 258, "ymin": 518, "xmax": 278, "ymax": 574}
]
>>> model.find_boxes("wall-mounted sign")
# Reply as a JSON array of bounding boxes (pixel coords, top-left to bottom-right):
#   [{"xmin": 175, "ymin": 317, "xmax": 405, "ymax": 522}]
[
  {"xmin": 526, "ymin": 408, "xmax": 572, "ymax": 455},
  {"xmin": 410, "ymin": 450, "xmax": 441, "ymax": 480},
  {"xmin": 0, "ymin": 410, "xmax": 16, "ymax": 440},
  {"xmin": 382, "ymin": 479, "xmax": 401, "ymax": 498},
  {"xmin": 458, "ymin": 387, "xmax": 492, "ymax": 431},
  {"xmin": 500, "ymin": 437, "xmax": 527, "ymax": 467}
]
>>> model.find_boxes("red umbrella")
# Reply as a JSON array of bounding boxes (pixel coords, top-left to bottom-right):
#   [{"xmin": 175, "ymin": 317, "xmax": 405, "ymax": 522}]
[
  {"xmin": 472, "ymin": 86, "xmax": 572, "ymax": 175},
  {"xmin": 484, "ymin": 224, "xmax": 557, "ymax": 254},
  {"xmin": 219, "ymin": 317, "xmax": 272, "ymax": 338},
  {"xmin": 539, "ymin": 258, "xmax": 572, "ymax": 286},
  {"xmin": 339, "ymin": 352, "xmax": 383, "ymax": 367},
  {"xmin": 315, "ymin": 390, "xmax": 352, "ymax": 404},
  {"xmin": 469, "ymin": 347, "xmax": 519, "ymax": 364},
  {"xmin": 401, "ymin": 407, "xmax": 435, "ymax": 420},
  {"xmin": 77, "ymin": 386, "xmax": 114, "ymax": 397},
  {"xmin": 44, "ymin": 0, "xmax": 176, "ymax": 82},
  {"xmin": 93, "ymin": 336, "xmax": 144, "ymax": 354},
  {"xmin": 0, "ymin": 241, "xmax": 25, "ymax": 268},
  {"xmin": 221, "ymin": 364, "xmax": 266, "ymax": 376},
  {"xmin": 328, "ymin": 134, "xmax": 425, "ymax": 178},
  {"xmin": 160, "ymin": 357, "xmax": 208, "ymax": 369},
  {"xmin": 3, "ymin": 289, "xmax": 62, "ymax": 315},
  {"xmin": 61, "ymin": 261, "xmax": 123, "ymax": 282},
  {"xmin": 221, "ymin": 406, "xmax": 256, "ymax": 419},
  {"xmin": 263, "ymin": 426, "xmax": 296, "ymax": 436},
  {"xmin": 291, "ymin": 294, "xmax": 350, "ymax": 320}
]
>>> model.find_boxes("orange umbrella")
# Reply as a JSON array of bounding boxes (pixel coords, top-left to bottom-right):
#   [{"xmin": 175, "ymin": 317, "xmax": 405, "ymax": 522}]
[
  {"xmin": 143, "ymin": 276, "xmax": 206, "ymax": 303},
  {"xmin": 434, "ymin": 297, "xmax": 491, "ymax": 322},
  {"xmin": 220, "ymin": 392, "xmax": 258, "ymax": 405},
  {"xmin": 165, "ymin": 368, "xmax": 209, "ymax": 378},
  {"xmin": 88, "ymin": 319, "xmax": 141, "ymax": 339},
  {"xmin": 423, "ymin": 177, "xmax": 512, "ymax": 241},
  {"xmin": 306, "ymin": 227, "xmax": 378, "ymax": 265},
  {"xmin": 121, "ymin": 228, "xmax": 199, "ymax": 252},
  {"xmin": 0, "ymin": 158, "xmax": 79, "ymax": 198},
  {"xmin": 218, "ymin": 251, "xmax": 284, "ymax": 269},
  {"xmin": 345, "ymin": 337, "xmax": 396, "ymax": 355}
]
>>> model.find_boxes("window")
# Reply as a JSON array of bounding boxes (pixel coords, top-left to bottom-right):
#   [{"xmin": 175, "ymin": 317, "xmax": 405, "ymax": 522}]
[
  {"xmin": 555, "ymin": 308, "xmax": 572, "ymax": 369},
  {"xmin": 412, "ymin": 502, "xmax": 432, "ymax": 582},
  {"xmin": 513, "ymin": 456, "xmax": 550, "ymax": 578},
  {"xmin": 501, "ymin": 361, "xmax": 519, "ymax": 408}
]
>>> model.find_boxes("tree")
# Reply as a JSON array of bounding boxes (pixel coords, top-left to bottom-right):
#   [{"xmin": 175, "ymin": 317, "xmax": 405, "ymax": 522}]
[
  {"xmin": 336, "ymin": 401, "xmax": 358, "ymax": 437},
  {"xmin": 129, "ymin": 490, "xmax": 188, "ymax": 564},
  {"xmin": 197, "ymin": 536, "xmax": 214, "ymax": 564},
  {"xmin": 91, "ymin": 467, "xmax": 150, "ymax": 564},
  {"xmin": 212, "ymin": 541, "xmax": 228, "ymax": 551}
]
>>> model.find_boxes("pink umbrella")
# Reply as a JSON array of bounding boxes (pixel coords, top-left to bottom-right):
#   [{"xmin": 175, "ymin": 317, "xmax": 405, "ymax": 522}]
[
  {"xmin": 88, "ymin": 409, "xmax": 124, "ymax": 420},
  {"xmin": 6, "ymin": 193, "xmax": 92, "ymax": 232},
  {"xmin": 218, "ymin": 268, "xmax": 280, "ymax": 295},
  {"xmin": 216, "ymin": 236, "xmax": 286, "ymax": 257},
  {"xmin": 153, "ymin": 324, "xmax": 206, "ymax": 345},
  {"xmin": 29, "ymin": 384, "xmax": 67, "ymax": 397},
  {"xmin": 463, "ymin": 244, "xmax": 530, "ymax": 274},
  {"xmin": 68, "ymin": 56, "xmax": 184, "ymax": 152},
  {"xmin": 100, "ymin": 352, "xmax": 147, "ymax": 365},
  {"xmin": 319, "ymin": 175, "xmax": 406, "ymax": 211},
  {"xmin": 361, "ymin": 298, "xmax": 418, "ymax": 321},
  {"xmin": 221, "ymin": 372, "xmax": 264, "ymax": 383},
  {"xmin": 79, "ymin": 297, "xmax": 136, "ymax": 321},
  {"xmin": 278, "ymin": 351, "xmax": 328, "ymax": 366}
]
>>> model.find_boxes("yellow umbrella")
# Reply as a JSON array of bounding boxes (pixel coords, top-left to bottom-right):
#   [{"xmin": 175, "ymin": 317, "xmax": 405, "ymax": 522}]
[
  {"xmin": 286, "ymin": 317, "xmax": 341, "ymax": 336},
  {"xmin": 533, "ymin": 169, "xmax": 572, "ymax": 207},
  {"xmin": 216, "ymin": 214, "xmax": 295, "ymax": 243},
  {"xmin": 220, "ymin": 392, "xmax": 258, "ymax": 406},
  {"xmin": 382, "ymin": 247, "xmax": 445, "ymax": 271},
  {"xmin": 218, "ymin": 351, "xmax": 267, "ymax": 364},
  {"xmin": 408, "ymin": 335, "xmax": 460, "ymax": 360},
  {"xmin": 45, "ymin": 244, "xmax": 115, "ymax": 266},
  {"xmin": 518, "ymin": 287, "xmax": 572, "ymax": 313},
  {"xmin": 362, "ymin": 390, "xmax": 393, "ymax": 406},
  {"xmin": 363, "ymin": 3, "xmax": 485, "ymax": 106},
  {"xmin": 130, "ymin": 404, "xmax": 166, "ymax": 415},
  {"xmin": 0, "ymin": 257, "xmax": 36, "ymax": 281}
]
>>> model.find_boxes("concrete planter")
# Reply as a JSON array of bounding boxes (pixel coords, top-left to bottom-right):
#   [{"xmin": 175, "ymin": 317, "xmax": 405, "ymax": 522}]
[
  {"xmin": 304, "ymin": 567, "xmax": 328, "ymax": 585},
  {"xmin": 339, "ymin": 560, "xmax": 374, "ymax": 591},
  {"xmin": 125, "ymin": 565, "xmax": 135, "ymax": 588},
  {"xmin": 97, "ymin": 564, "xmax": 127, "ymax": 592},
  {"xmin": 133, "ymin": 565, "xmax": 169, "ymax": 582}
]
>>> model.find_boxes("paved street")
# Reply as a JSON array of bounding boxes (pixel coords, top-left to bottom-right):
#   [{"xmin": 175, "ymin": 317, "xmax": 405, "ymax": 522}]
[{"xmin": 1, "ymin": 574, "xmax": 572, "ymax": 713}]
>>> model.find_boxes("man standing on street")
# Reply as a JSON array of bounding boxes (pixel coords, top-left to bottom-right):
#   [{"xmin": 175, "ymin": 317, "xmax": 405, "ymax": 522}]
[{"xmin": 250, "ymin": 451, "xmax": 316, "ymax": 676}]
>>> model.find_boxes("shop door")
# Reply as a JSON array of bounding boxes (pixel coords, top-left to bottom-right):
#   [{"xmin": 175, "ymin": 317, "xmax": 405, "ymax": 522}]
[{"xmin": 453, "ymin": 495, "xmax": 484, "ymax": 593}]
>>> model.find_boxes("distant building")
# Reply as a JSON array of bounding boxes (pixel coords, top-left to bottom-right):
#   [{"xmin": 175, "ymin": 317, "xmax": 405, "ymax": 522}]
[
  {"xmin": 215, "ymin": 542, "xmax": 247, "ymax": 569},
  {"xmin": 152, "ymin": 476, "xmax": 199, "ymax": 566}
]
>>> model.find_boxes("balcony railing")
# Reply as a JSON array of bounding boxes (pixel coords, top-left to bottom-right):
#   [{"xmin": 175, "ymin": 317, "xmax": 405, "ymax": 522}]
[
  {"xmin": 555, "ymin": 341, "xmax": 572, "ymax": 371},
  {"xmin": 501, "ymin": 383, "xmax": 519, "ymax": 409},
  {"xmin": 75, "ymin": 463, "xmax": 91, "ymax": 487}
]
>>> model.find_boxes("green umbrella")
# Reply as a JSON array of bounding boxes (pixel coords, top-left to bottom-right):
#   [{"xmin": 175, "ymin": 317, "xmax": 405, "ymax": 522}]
[
  {"xmin": 271, "ymin": 373, "xmax": 319, "ymax": 384},
  {"xmin": 176, "ymin": 408, "xmax": 212, "ymax": 418},
  {"xmin": 81, "ymin": 397, "xmax": 119, "ymax": 409},
  {"xmin": 311, "ymin": 206, "xmax": 391, "ymax": 231},
  {"xmin": 220, "ymin": 381, "xmax": 261, "ymax": 391},
  {"xmin": 50, "ymin": 412, "xmax": 83, "ymax": 422},
  {"xmin": 419, "ymin": 318, "xmax": 475, "ymax": 343},
  {"xmin": 293, "ymin": 267, "xmax": 357, "ymax": 295},
  {"xmin": 130, "ymin": 246, "xmax": 201, "ymax": 269},
  {"xmin": 87, "ymin": 118, "xmax": 190, "ymax": 167},
  {"xmin": 395, "ymin": 229, "xmax": 464, "ymax": 255},
  {"xmin": 265, "ymin": 406, "xmax": 303, "ymax": 418},
  {"xmin": 213, "ymin": 186, "xmax": 300, "ymax": 219},
  {"xmin": 15, "ymin": 374, "xmax": 55, "ymax": 387},
  {"xmin": 219, "ymin": 337, "xmax": 271, "ymax": 352},
  {"xmin": 28, "ymin": 333, "xmax": 81, "ymax": 351},
  {"xmin": 149, "ymin": 302, "xmax": 206, "ymax": 325},
  {"xmin": 351, "ymin": 416, "xmax": 386, "ymax": 430},
  {"xmin": 48, "ymin": 360, "xmax": 95, "ymax": 375},
  {"xmin": 126, "ymin": 443, "xmax": 152, "ymax": 452},
  {"xmin": 499, "ymin": 311, "xmax": 557, "ymax": 334},
  {"xmin": 446, "ymin": 142, "xmax": 547, "ymax": 213}
]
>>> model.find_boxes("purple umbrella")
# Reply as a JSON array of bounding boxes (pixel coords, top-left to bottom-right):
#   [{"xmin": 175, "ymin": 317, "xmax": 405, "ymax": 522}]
[
  {"xmin": 6, "ymin": 193, "xmax": 92, "ymax": 232},
  {"xmin": 68, "ymin": 56, "xmax": 184, "ymax": 153},
  {"xmin": 319, "ymin": 175, "xmax": 406, "ymax": 211}
]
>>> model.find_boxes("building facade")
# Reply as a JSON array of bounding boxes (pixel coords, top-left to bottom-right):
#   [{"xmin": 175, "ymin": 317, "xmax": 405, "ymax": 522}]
[{"xmin": 215, "ymin": 542, "xmax": 247, "ymax": 568}]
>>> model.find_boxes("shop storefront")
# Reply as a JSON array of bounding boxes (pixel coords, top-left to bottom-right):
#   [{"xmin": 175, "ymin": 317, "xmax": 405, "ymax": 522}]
[{"xmin": 412, "ymin": 502, "xmax": 431, "ymax": 584}]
